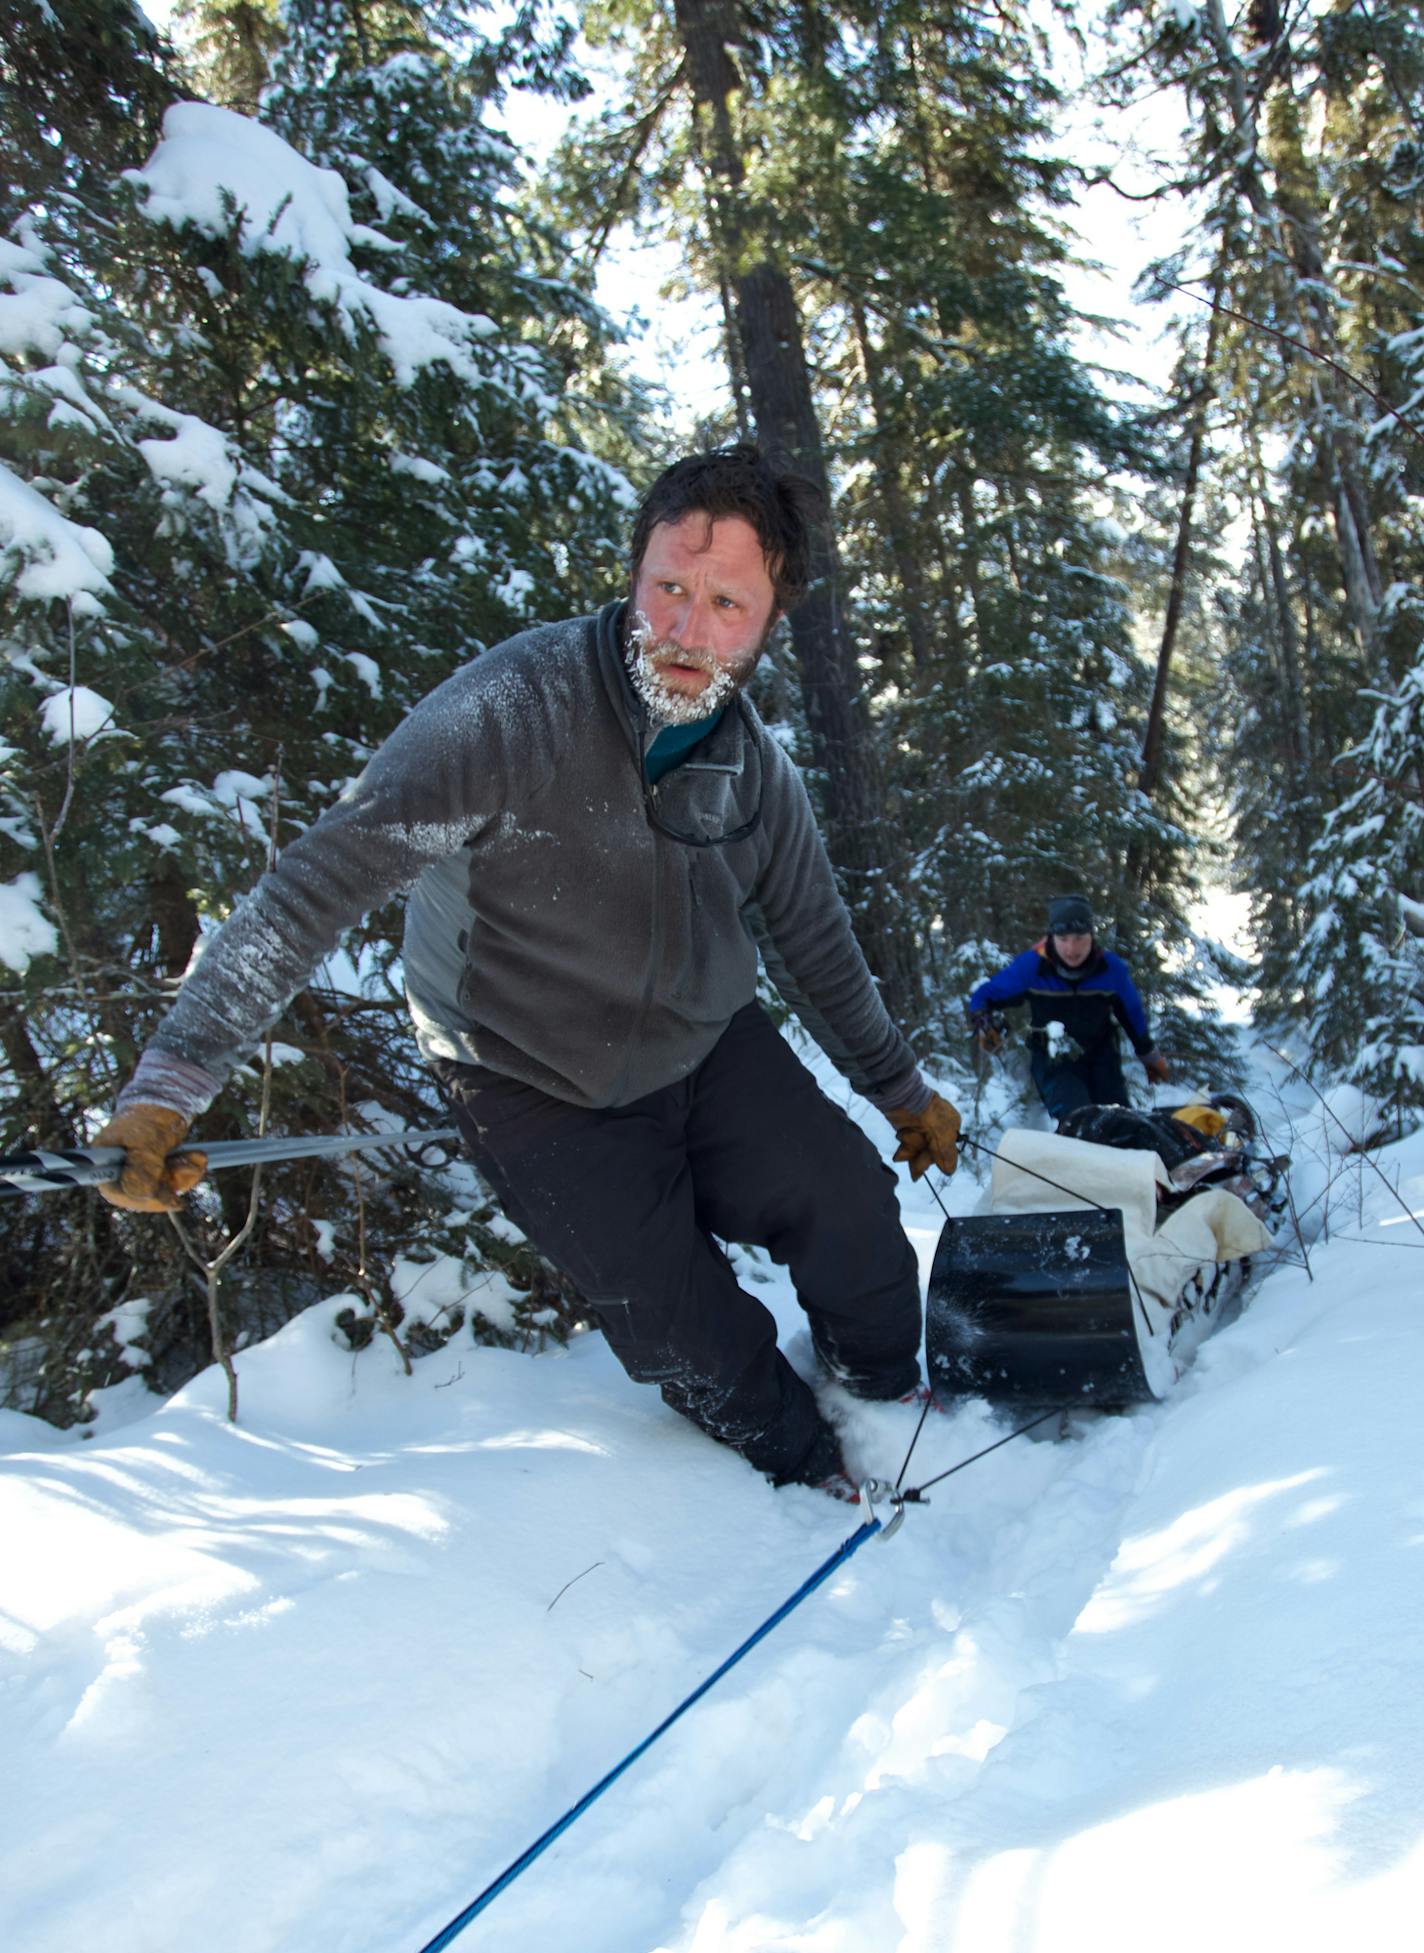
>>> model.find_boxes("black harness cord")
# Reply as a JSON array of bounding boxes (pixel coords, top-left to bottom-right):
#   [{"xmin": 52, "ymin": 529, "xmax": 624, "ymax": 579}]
[{"xmin": 900, "ymin": 1407, "xmax": 1069, "ymax": 1503}]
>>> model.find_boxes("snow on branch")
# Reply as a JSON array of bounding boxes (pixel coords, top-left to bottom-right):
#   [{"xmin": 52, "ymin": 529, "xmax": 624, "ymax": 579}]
[
  {"xmin": 0, "ymin": 871, "xmax": 58, "ymax": 974},
  {"xmin": 0, "ymin": 231, "xmax": 94, "ymax": 360},
  {"xmin": 0, "ymin": 459, "xmax": 113, "ymax": 610},
  {"xmin": 127, "ymin": 104, "xmax": 506, "ymax": 389}
]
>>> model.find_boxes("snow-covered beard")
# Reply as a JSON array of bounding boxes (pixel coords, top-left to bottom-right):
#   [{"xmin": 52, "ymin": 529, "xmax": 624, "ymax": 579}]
[{"xmin": 625, "ymin": 610, "xmax": 762, "ymax": 725}]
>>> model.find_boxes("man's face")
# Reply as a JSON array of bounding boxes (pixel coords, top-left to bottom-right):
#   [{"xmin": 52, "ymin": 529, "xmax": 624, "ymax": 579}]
[
  {"xmin": 1053, "ymin": 929, "xmax": 1093, "ymax": 969},
  {"xmin": 627, "ymin": 513, "xmax": 779, "ymax": 724}
]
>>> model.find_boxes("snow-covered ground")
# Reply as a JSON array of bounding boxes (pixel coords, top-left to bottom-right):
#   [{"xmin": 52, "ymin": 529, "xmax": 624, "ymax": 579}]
[{"xmin": 5, "ymin": 1043, "xmax": 1424, "ymax": 1953}]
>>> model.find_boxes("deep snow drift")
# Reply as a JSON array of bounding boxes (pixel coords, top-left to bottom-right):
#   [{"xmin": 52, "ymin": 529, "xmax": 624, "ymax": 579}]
[{"xmin": 4, "ymin": 1045, "xmax": 1424, "ymax": 1953}]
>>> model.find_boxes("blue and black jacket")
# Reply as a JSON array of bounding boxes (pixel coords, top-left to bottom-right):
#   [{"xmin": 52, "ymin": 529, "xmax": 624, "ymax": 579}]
[{"xmin": 968, "ymin": 940, "xmax": 1155, "ymax": 1059}]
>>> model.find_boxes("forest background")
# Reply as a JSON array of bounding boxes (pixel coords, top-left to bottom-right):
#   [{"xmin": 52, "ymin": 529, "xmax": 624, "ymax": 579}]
[{"xmin": 2, "ymin": 0, "xmax": 1422, "ymax": 1427}]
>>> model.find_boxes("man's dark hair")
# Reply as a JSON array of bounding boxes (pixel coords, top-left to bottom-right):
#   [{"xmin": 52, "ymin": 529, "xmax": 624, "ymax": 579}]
[{"xmin": 629, "ymin": 444, "xmax": 821, "ymax": 612}]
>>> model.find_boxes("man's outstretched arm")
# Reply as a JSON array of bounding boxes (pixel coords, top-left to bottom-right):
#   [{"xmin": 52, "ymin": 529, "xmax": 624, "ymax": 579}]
[{"xmin": 95, "ymin": 654, "xmax": 535, "ymax": 1207}]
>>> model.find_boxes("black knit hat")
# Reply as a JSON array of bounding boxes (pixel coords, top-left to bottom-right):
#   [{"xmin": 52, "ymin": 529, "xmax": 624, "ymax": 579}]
[{"xmin": 1048, "ymin": 894, "xmax": 1094, "ymax": 936}]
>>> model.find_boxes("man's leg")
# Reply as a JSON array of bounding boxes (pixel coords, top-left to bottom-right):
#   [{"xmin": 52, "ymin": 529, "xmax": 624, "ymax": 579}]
[
  {"xmin": 1031, "ymin": 1049, "xmax": 1094, "ymax": 1122},
  {"xmin": 682, "ymin": 1005, "xmax": 923, "ymax": 1401},
  {"xmin": 435, "ymin": 1060, "xmax": 838, "ymax": 1485},
  {"xmin": 1085, "ymin": 1039, "xmax": 1129, "ymax": 1107}
]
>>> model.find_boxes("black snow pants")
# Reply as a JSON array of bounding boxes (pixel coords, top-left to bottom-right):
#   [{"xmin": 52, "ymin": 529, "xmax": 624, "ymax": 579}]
[
  {"xmin": 1031, "ymin": 1037, "xmax": 1128, "ymax": 1123},
  {"xmin": 434, "ymin": 1002, "xmax": 923, "ymax": 1486}
]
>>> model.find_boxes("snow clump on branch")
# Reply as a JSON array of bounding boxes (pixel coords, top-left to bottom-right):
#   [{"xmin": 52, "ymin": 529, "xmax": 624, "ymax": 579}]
[{"xmin": 127, "ymin": 104, "xmax": 508, "ymax": 391}]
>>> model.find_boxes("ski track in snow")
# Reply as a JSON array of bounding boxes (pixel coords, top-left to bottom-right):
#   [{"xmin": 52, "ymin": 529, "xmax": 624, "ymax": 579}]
[{"xmin": 5, "ymin": 1042, "xmax": 1424, "ymax": 1951}]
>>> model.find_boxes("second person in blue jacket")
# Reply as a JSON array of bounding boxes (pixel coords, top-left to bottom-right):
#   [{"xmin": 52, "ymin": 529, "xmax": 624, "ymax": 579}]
[{"xmin": 968, "ymin": 894, "xmax": 1169, "ymax": 1121}]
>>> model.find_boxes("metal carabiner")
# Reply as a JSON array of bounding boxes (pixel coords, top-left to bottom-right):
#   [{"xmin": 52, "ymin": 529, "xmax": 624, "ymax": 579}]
[{"xmin": 859, "ymin": 1476, "xmax": 910, "ymax": 1540}]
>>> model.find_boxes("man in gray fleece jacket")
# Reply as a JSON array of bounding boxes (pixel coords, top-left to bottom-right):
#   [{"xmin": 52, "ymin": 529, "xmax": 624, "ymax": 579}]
[{"xmin": 97, "ymin": 446, "xmax": 961, "ymax": 1493}]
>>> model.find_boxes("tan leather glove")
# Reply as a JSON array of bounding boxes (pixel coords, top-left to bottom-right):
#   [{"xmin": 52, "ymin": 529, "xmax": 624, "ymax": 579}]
[
  {"xmin": 975, "ymin": 1020, "xmax": 1004, "ymax": 1056},
  {"xmin": 94, "ymin": 1105, "xmax": 208, "ymax": 1211},
  {"xmin": 887, "ymin": 1091, "xmax": 961, "ymax": 1181},
  {"xmin": 1143, "ymin": 1050, "xmax": 1170, "ymax": 1085}
]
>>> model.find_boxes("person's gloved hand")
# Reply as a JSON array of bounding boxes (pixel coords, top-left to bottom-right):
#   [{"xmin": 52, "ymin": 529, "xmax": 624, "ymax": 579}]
[
  {"xmin": 974, "ymin": 1017, "xmax": 1004, "ymax": 1055},
  {"xmin": 94, "ymin": 1105, "xmax": 207, "ymax": 1211},
  {"xmin": 887, "ymin": 1092, "xmax": 961, "ymax": 1180},
  {"xmin": 1143, "ymin": 1049, "xmax": 1170, "ymax": 1085}
]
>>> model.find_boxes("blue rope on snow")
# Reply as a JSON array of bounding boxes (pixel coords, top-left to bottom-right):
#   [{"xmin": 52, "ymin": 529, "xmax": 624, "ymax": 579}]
[{"xmin": 413, "ymin": 1513, "xmax": 884, "ymax": 1953}]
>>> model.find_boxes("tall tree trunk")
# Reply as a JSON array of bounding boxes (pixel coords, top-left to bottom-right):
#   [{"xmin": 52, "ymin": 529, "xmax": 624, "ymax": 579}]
[
  {"xmin": 955, "ymin": 481, "xmax": 988, "ymax": 655},
  {"xmin": 1202, "ymin": 0, "xmax": 1385, "ymax": 662},
  {"xmin": 995, "ymin": 484, "xmax": 1024, "ymax": 595},
  {"xmin": 148, "ymin": 858, "xmax": 202, "ymax": 977},
  {"xmin": 672, "ymin": 0, "xmax": 920, "ymax": 1028},
  {"xmin": 1246, "ymin": 431, "xmax": 1313, "ymax": 781},
  {"xmin": 707, "ymin": 180, "xmax": 754, "ymax": 441},
  {"xmin": 851, "ymin": 299, "xmax": 932, "ymax": 672},
  {"xmin": 1138, "ymin": 291, "xmax": 1223, "ymax": 807},
  {"xmin": 0, "ymin": 997, "xmax": 77, "ymax": 1146}
]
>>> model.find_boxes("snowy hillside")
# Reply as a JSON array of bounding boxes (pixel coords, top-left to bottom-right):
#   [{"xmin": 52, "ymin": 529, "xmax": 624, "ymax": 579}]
[{"xmin": 4, "ymin": 1048, "xmax": 1424, "ymax": 1953}]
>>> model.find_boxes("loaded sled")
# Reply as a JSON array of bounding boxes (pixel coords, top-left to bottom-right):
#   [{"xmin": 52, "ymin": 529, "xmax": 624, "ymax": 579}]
[{"xmin": 926, "ymin": 1097, "xmax": 1288, "ymax": 1408}]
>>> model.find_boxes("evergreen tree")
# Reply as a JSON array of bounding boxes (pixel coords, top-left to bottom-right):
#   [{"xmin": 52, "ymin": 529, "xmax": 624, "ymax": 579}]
[
  {"xmin": 553, "ymin": 0, "xmax": 1209, "ymax": 1066},
  {"xmin": 1296, "ymin": 653, "xmax": 1424, "ymax": 1123},
  {"xmin": 768, "ymin": 2, "xmax": 1207, "ymax": 1065},
  {"xmin": 1, "ymin": 0, "xmax": 645, "ymax": 1419},
  {"xmin": 1098, "ymin": 0, "xmax": 1424, "ymax": 1105},
  {"xmin": 553, "ymin": 0, "xmax": 930, "ymax": 1030}
]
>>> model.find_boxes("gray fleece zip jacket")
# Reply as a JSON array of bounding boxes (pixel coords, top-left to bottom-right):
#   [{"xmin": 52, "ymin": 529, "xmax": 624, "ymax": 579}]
[{"xmin": 124, "ymin": 602, "xmax": 926, "ymax": 1120}]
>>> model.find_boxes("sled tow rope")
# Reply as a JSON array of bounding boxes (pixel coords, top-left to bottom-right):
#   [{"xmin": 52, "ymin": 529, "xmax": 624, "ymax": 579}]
[
  {"xmin": 412, "ymin": 1402, "xmax": 1060, "ymax": 1952},
  {"xmin": 0, "ymin": 1127, "xmax": 460, "ymax": 1198},
  {"xmin": 413, "ymin": 1488, "xmax": 897, "ymax": 1952}
]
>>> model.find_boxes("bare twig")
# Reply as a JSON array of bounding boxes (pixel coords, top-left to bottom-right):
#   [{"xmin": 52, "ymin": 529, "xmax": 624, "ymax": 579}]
[
  {"xmin": 50, "ymin": 600, "xmax": 81, "ymax": 842},
  {"xmin": 167, "ymin": 1156, "xmax": 257, "ymax": 1422},
  {"xmin": 172, "ymin": 591, "xmax": 323, "ymax": 675},
  {"xmin": 1280, "ymin": 1159, "xmax": 1315, "ymax": 1282},
  {"xmin": 338, "ymin": 1065, "xmax": 412, "ymax": 1376},
  {"xmin": 581, "ymin": 65, "xmax": 686, "ymax": 267},
  {"xmin": 1327, "ymin": 1234, "xmax": 1424, "ymax": 1250},
  {"xmin": 162, "ymin": 752, "xmax": 289, "ymax": 1420},
  {"xmin": 301, "ymin": 992, "xmax": 411, "ymax": 1017},
  {"xmin": 1158, "ymin": 278, "xmax": 1424, "ymax": 451},
  {"xmin": 546, "ymin": 1562, "xmax": 604, "ymax": 1613},
  {"xmin": 31, "ymin": 793, "xmax": 86, "ymax": 995},
  {"xmin": 1258, "ymin": 1039, "xmax": 1424, "ymax": 1244},
  {"xmin": 1254, "ymin": 1072, "xmax": 1318, "ymax": 1273}
]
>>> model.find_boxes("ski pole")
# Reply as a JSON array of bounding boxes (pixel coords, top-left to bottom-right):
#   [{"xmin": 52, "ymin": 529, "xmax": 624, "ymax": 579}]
[{"xmin": 0, "ymin": 1127, "xmax": 461, "ymax": 1198}]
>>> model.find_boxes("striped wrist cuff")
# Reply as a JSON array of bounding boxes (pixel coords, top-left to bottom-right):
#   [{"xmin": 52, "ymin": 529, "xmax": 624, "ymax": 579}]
[
  {"xmin": 117, "ymin": 1050, "xmax": 223, "ymax": 1121},
  {"xmin": 866, "ymin": 1068, "xmax": 932, "ymax": 1117}
]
